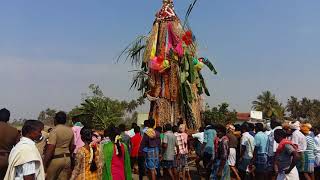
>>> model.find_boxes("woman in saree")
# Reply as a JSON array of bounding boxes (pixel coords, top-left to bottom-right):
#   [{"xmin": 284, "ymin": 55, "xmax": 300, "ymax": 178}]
[
  {"xmin": 71, "ymin": 127, "xmax": 101, "ymax": 180},
  {"xmin": 102, "ymin": 125, "xmax": 132, "ymax": 180}
]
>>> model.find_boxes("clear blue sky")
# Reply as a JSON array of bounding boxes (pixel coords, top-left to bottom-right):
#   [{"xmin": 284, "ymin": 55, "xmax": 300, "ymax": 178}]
[{"xmin": 0, "ymin": 0, "xmax": 319, "ymax": 119}]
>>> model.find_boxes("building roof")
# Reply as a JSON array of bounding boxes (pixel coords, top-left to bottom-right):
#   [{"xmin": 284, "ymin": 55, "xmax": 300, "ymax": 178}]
[{"xmin": 237, "ymin": 112, "xmax": 250, "ymax": 121}]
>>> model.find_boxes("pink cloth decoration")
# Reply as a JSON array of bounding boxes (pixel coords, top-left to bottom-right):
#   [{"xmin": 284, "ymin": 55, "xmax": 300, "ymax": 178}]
[
  {"xmin": 167, "ymin": 22, "xmax": 179, "ymax": 48},
  {"xmin": 175, "ymin": 41, "xmax": 184, "ymax": 57},
  {"xmin": 149, "ymin": 56, "xmax": 164, "ymax": 71}
]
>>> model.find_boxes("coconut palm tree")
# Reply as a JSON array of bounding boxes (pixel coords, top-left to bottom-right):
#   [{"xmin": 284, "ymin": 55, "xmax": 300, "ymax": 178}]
[
  {"xmin": 252, "ymin": 91, "xmax": 281, "ymax": 119},
  {"xmin": 286, "ymin": 96, "xmax": 301, "ymax": 119},
  {"xmin": 300, "ymin": 97, "xmax": 313, "ymax": 119}
]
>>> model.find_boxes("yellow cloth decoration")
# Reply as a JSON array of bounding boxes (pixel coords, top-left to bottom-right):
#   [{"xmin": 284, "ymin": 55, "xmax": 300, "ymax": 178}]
[{"xmin": 150, "ymin": 23, "xmax": 159, "ymax": 60}]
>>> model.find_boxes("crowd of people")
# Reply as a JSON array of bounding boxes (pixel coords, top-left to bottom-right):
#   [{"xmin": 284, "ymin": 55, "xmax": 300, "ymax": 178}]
[{"xmin": 0, "ymin": 107, "xmax": 320, "ymax": 180}]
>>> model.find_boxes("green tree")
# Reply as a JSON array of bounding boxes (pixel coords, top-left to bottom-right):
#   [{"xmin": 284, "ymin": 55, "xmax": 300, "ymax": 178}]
[
  {"xmin": 252, "ymin": 91, "xmax": 281, "ymax": 119},
  {"xmin": 309, "ymin": 99, "xmax": 320, "ymax": 125},
  {"xmin": 286, "ymin": 96, "xmax": 301, "ymax": 119},
  {"xmin": 274, "ymin": 103, "xmax": 286, "ymax": 120},
  {"xmin": 37, "ymin": 111, "xmax": 46, "ymax": 122},
  {"xmin": 300, "ymin": 97, "xmax": 313, "ymax": 119},
  {"xmin": 202, "ymin": 103, "xmax": 237, "ymax": 125},
  {"xmin": 37, "ymin": 108, "xmax": 57, "ymax": 125},
  {"xmin": 70, "ymin": 84, "xmax": 144, "ymax": 130}
]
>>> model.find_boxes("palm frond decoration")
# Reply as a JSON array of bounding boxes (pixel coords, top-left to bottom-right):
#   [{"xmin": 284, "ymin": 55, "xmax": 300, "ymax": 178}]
[
  {"xmin": 199, "ymin": 72, "xmax": 211, "ymax": 96},
  {"xmin": 129, "ymin": 70, "xmax": 149, "ymax": 92},
  {"xmin": 117, "ymin": 35, "xmax": 147, "ymax": 66},
  {"xmin": 201, "ymin": 58, "xmax": 218, "ymax": 75},
  {"xmin": 183, "ymin": 0, "xmax": 198, "ymax": 29}
]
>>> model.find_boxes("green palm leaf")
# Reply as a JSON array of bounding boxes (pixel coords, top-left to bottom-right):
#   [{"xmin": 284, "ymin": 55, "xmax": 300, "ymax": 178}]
[
  {"xmin": 201, "ymin": 58, "xmax": 218, "ymax": 75},
  {"xmin": 117, "ymin": 35, "xmax": 147, "ymax": 66},
  {"xmin": 199, "ymin": 72, "xmax": 210, "ymax": 96}
]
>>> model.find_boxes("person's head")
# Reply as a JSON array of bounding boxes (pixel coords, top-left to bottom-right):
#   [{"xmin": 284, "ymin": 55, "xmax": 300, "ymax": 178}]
[
  {"xmin": 300, "ymin": 123, "xmax": 312, "ymax": 135},
  {"xmin": 270, "ymin": 118, "xmax": 281, "ymax": 129},
  {"xmin": 274, "ymin": 129, "xmax": 288, "ymax": 143},
  {"xmin": 80, "ymin": 127, "xmax": 93, "ymax": 144},
  {"xmin": 266, "ymin": 122, "xmax": 271, "ymax": 131},
  {"xmin": 155, "ymin": 126, "xmax": 162, "ymax": 133},
  {"xmin": 104, "ymin": 123, "xmax": 115, "ymax": 137},
  {"xmin": 282, "ymin": 122, "xmax": 292, "ymax": 136},
  {"xmin": 118, "ymin": 124, "xmax": 126, "ymax": 132},
  {"xmin": 234, "ymin": 124, "xmax": 241, "ymax": 132},
  {"xmin": 226, "ymin": 124, "xmax": 235, "ymax": 133},
  {"xmin": 0, "ymin": 108, "xmax": 10, "ymax": 122},
  {"xmin": 204, "ymin": 118, "xmax": 211, "ymax": 126},
  {"xmin": 164, "ymin": 123, "xmax": 172, "ymax": 132},
  {"xmin": 134, "ymin": 126, "xmax": 141, "ymax": 134},
  {"xmin": 106, "ymin": 125, "xmax": 122, "ymax": 156},
  {"xmin": 177, "ymin": 119, "xmax": 184, "ymax": 127},
  {"xmin": 199, "ymin": 126, "xmax": 204, "ymax": 132},
  {"xmin": 22, "ymin": 120, "xmax": 44, "ymax": 141},
  {"xmin": 289, "ymin": 121, "xmax": 301, "ymax": 131},
  {"xmin": 179, "ymin": 124, "xmax": 186, "ymax": 133},
  {"xmin": 149, "ymin": 118, "xmax": 155, "ymax": 128},
  {"xmin": 54, "ymin": 111, "xmax": 67, "ymax": 125},
  {"xmin": 72, "ymin": 116, "xmax": 80, "ymax": 124},
  {"xmin": 216, "ymin": 124, "xmax": 227, "ymax": 138},
  {"xmin": 241, "ymin": 122, "xmax": 250, "ymax": 133},
  {"xmin": 92, "ymin": 131, "xmax": 101, "ymax": 144},
  {"xmin": 255, "ymin": 123, "xmax": 264, "ymax": 132},
  {"xmin": 248, "ymin": 123, "xmax": 255, "ymax": 132},
  {"xmin": 107, "ymin": 125, "xmax": 120, "ymax": 143},
  {"xmin": 131, "ymin": 123, "xmax": 137, "ymax": 129},
  {"xmin": 172, "ymin": 125, "xmax": 178, "ymax": 133},
  {"xmin": 313, "ymin": 125, "xmax": 320, "ymax": 136},
  {"xmin": 144, "ymin": 120, "xmax": 150, "ymax": 128}
]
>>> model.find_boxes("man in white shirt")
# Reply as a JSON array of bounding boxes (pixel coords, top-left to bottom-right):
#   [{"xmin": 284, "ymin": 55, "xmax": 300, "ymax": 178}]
[
  {"xmin": 266, "ymin": 119, "xmax": 282, "ymax": 179},
  {"xmin": 192, "ymin": 127, "xmax": 204, "ymax": 174},
  {"xmin": 5, "ymin": 120, "xmax": 45, "ymax": 180},
  {"xmin": 192, "ymin": 131, "xmax": 204, "ymax": 144},
  {"xmin": 289, "ymin": 121, "xmax": 307, "ymax": 174},
  {"xmin": 313, "ymin": 125, "xmax": 320, "ymax": 180},
  {"xmin": 238, "ymin": 122, "xmax": 255, "ymax": 180},
  {"xmin": 289, "ymin": 121, "xmax": 307, "ymax": 152}
]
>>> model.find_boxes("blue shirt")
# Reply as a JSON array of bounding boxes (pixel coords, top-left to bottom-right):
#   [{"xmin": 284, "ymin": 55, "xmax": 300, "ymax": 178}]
[
  {"xmin": 254, "ymin": 131, "xmax": 268, "ymax": 154},
  {"xmin": 203, "ymin": 128, "xmax": 216, "ymax": 155}
]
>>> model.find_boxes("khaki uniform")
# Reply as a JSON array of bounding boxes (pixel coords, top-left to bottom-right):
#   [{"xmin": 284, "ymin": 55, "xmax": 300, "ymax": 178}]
[
  {"xmin": 46, "ymin": 124, "xmax": 74, "ymax": 180},
  {"xmin": 0, "ymin": 122, "xmax": 19, "ymax": 179}
]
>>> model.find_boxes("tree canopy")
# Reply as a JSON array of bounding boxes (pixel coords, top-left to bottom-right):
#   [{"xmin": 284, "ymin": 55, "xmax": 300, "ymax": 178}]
[
  {"xmin": 202, "ymin": 102, "xmax": 237, "ymax": 125},
  {"xmin": 67, "ymin": 84, "xmax": 144, "ymax": 130},
  {"xmin": 252, "ymin": 90, "xmax": 284, "ymax": 119}
]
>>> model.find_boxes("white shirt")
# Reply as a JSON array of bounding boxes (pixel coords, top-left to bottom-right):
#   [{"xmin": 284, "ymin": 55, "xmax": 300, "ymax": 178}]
[
  {"xmin": 192, "ymin": 132, "xmax": 204, "ymax": 144},
  {"xmin": 265, "ymin": 130, "xmax": 271, "ymax": 136},
  {"xmin": 241, "ymin": 132, "xmax": 255, "ymax": 159},
  {"xmin": 12, "ymin": 137, "xmax": 41, "ymax": 180},
  {"xmin": 314, "ymin": 134, "xmax": 320, "ymax": 167},
  {"xmin": 272, "ymin": 127, "xmax": 282, "ymax": 153},
  {"xmin": 290, "ymin": 129, "xmax": 307, "ymax": 152}
]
